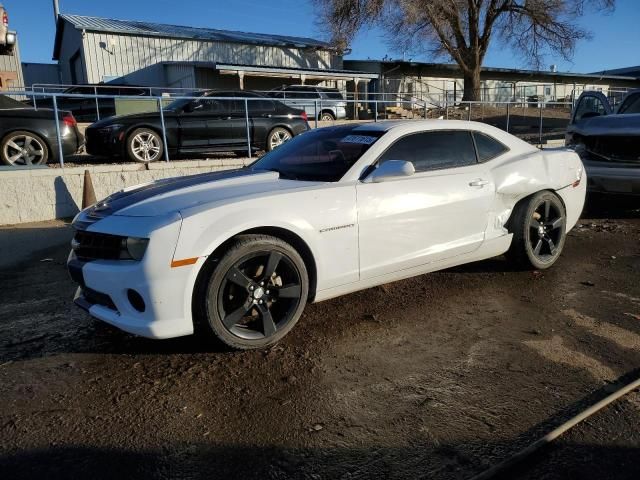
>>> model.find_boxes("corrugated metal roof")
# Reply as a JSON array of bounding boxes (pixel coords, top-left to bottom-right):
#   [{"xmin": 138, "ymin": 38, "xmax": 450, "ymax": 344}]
[{"xmin": 59, "ymin": 14, "xmax": 332, "ymax": 50}]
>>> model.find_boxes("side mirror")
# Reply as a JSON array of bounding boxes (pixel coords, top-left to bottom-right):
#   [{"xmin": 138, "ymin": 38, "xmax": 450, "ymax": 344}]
[{"xmin": 366, "ymin": 160, "xmax": 415, "ymax": 183}]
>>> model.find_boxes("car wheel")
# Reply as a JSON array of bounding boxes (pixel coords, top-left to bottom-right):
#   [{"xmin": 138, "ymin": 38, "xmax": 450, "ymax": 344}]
[
  {"xmin": 506, "ymin": 191, "xmax": 567, "ymax": 270},
  {"xmin": 126, "ymin": 128, "xmax": 163, "ymax": 163},
  {"xmin": 199, "ymin": 234, "xmax": 309, "ymax": 350},
  {"xmin": 320, "ymin": 112, "xmax": 335, "ymax": 122},
  {"xmin": 266, "ymin": 127, "xmax": 292, "ymax": 151},
  {"xmin": 1, "ymin": 131, "xmax": 49, "ymax": 166}
]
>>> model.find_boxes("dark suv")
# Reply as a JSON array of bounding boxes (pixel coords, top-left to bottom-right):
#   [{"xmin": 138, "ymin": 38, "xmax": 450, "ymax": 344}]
[{"xmin": 267, "ymin": 85, "xmax": 347, "ymax": 121}]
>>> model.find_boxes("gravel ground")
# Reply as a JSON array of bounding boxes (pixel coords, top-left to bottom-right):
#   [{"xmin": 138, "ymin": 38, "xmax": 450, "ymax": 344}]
[{"xmin": 0, "ymin": 198, "xmax": 639, "ymax": 480}]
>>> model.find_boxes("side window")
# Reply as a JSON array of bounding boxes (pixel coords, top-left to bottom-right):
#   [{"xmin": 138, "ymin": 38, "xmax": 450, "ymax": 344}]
[
  {"xmin": 192, "ymin": 98, "xmax": 229, "ymax": 113},
  {"xmin": 473, "ymin": 132, "xmax": 508, "ymax": 162},
  {"xmin": 286, "ymin": 89, "xmax": 320, "ymax": 99},
  {"xmin": 247, "ymin": 99, "xmax": 275, "ymax": 113},
  {"xmin": 379, "ymin": 131, "xmax": 477, "ymax": 172},
  {"xmin": 573, "ymin": 96, "xmax": 607, "ymax": 122}
]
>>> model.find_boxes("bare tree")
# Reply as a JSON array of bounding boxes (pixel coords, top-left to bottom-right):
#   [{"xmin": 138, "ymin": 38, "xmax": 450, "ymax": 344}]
[{"xmin": 316, "ymin": 0, "xmax": 615, "ymax": 100}]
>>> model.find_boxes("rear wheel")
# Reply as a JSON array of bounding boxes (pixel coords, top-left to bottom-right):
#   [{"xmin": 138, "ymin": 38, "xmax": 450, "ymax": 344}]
[
  {"xmin": 126, "ymin": 128, "xmax": 163, "ymax": 163},
  {"xmin": 199, "ymin": 235, "xmax": 308, "ymax": 349},
  {"xmin": 506, "ymin": 191, "xmax": 567, "ymax": 270},
  {"xmin": 266, "ymin": 127, "xmax": 292, "ymax": 151},
  {"xmin": 1, "ymin": 131, "xmax": 49, "ymax": 166}
]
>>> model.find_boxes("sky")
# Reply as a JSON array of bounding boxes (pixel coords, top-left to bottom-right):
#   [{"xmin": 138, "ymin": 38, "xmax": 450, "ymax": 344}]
[{"xmin": 9, "ymin": 0, "xmax": 640, "ymax": 73}]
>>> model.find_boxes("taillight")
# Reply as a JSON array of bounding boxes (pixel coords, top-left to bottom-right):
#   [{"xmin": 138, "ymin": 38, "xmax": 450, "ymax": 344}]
[
  {"xmin": 63, "ymin": 114, "xmax": 77, "ymax": 127},
  {"xmin": 2, "ymin": 11, "xmax": 7, "ymax": 27},
  {"xmin": 301, "ymin": 111, "xmax": 308, "ymax": 122}
]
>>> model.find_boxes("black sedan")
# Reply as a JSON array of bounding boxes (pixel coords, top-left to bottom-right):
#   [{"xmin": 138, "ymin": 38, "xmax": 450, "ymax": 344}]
[
  {"xmin": 85, "ymin": 91, "xmax": 310, "ymax": 163},
  {"xmin": 0, "ymin": 95, "xmax": 84, "ymax": 166}
]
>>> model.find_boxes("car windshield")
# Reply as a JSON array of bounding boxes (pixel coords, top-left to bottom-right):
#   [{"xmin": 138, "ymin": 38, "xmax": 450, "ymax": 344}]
[
  {"xmin": 165, "ymin": 91, "xmax": 206, "ymax": 111},
  {"xmin": 250, "ymin": 125, "xmax": 384, "ymax": 182},
  {"xmin": 617, "ymin": 92, "xmax": 640, "ymax": 114}
]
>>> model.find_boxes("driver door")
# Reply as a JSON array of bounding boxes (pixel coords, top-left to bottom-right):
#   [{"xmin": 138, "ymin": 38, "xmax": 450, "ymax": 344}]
[{"xmin": 356, "ymin": 130, "xmax": 495, "ymax": 280}]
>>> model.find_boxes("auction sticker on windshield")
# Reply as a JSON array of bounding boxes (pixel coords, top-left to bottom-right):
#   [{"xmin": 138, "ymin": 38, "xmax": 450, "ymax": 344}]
[{"xmin": 341, "ymin": 135, "xmax": 378, "ymax": 144}]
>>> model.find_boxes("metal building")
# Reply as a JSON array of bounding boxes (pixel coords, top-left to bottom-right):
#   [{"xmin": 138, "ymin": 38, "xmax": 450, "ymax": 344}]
[{"xmin": 52, "ymin": 14, "xmax": 376, "ymax": 91}]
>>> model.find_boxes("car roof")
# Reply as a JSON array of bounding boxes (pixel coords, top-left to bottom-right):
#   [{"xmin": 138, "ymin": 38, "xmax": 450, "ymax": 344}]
[{"xmin": 352, "ymin": 120, "xmax": 536, "ymax": 150}]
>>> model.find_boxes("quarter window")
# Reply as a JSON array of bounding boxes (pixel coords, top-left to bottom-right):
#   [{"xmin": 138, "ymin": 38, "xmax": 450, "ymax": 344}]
[
  {"xmin": 473, "ymin": 132, "xmax": 508, "ymax": 162},
  {"xmin": 379, "ymin": 131, "xmax": 477, "ymax": 172}
]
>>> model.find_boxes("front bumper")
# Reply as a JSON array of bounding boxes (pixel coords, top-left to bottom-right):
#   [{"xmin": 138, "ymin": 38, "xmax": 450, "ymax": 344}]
[
  {"xmin": 583, "ymin": 159, "xmax": 640, "ymax": 195},
  {"xmin": 85, "ymin": 127, "xmax": 123, "ymax": 157},
  {"xmin": 68, "ymin": 251, "xmax": 201, "ymax": 339},
  {"xmin": 67, "ymin": 213, "xmax": 201, "ymax": 339}
]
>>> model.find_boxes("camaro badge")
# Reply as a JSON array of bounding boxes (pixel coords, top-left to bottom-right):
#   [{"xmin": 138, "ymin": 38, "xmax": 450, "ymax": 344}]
[{"xmin": 319, "ymin": 223, "xmax": 355, "ymax": 233}]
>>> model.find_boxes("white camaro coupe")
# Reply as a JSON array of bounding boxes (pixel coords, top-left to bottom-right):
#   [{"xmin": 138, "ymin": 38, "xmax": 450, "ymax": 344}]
[{"xmin": 68, "ymin": 120, "xmax": 586, "ymax": 349}]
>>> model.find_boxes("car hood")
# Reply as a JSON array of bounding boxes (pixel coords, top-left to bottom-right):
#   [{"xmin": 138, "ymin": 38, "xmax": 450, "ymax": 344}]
[
  {"xmin": 84, "ymin": 169, "xmax": 321, "ymax": 218},
  {"xmin": 571, "ymin": 113, "xmax": 640, "ymax": 136}
]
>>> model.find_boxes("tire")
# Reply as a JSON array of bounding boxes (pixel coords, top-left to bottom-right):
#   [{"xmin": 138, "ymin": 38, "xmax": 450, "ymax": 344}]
[
  {"xmin": 506, "ymin": 191, "xmax": 567, "ymax": 270},
  {"xmin": 1, "ymin": 131, "xmax": 49, "ymax": 166},
  {"xmin": 126, "ymin": 128, "xmax": 163, "ymax": 163},
  {"xmin": 266, "ymin": 127, "xmax": 292, "ymax": 152},
  {"xmin": 320, "ymin": 111, "xmax": 335, "ymax": 122},
  {"xmin": 198, "ymin": 234, "xmax": 309, "ymax": 350}
]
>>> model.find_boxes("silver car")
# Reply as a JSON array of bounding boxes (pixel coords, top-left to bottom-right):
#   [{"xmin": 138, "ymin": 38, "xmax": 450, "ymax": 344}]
[
  {"xmin": 267, "ymin": 85, "xmax": 347, "ymax": 121},
  {"xmin": 566, "ymin": 89, "xmax": 640, "ymax": 196}
]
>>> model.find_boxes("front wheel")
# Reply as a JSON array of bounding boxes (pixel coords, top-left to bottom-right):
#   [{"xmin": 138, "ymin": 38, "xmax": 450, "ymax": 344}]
[
  {"xmin": 126, "ymin": 128, "xmax": 163, "ymax": 163},
  {"xmin": 506, "ymin": 191, "xmax": 567, "ymax": 270},
  {"xmin": 199, "ymin": 235, "xmax": 309, "ymax": 349},
  {"xmin": 319, "ymin": 111, "xmax": 335, "ymax": 121}
]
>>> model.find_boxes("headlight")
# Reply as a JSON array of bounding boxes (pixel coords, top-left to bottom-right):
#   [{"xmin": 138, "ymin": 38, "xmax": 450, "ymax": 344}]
[
  {"xmin": 100, "ymin": 124, "xmax": 123, "ymax": 131},
  {"xmin": 120, "ymin": 237, "xmax": 149, "ymax": 260}
]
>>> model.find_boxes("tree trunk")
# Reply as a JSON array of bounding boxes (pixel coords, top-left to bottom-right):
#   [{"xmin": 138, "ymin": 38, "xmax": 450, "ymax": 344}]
[{"xmin": 462, "ymin": 67, "xmax": 481, "ymax": 102}]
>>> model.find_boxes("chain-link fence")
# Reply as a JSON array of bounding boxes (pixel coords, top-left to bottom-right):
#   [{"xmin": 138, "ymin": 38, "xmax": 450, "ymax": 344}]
[{"xmin": 0, "ymin": 89, "xmax": 576, "ymax": 169}]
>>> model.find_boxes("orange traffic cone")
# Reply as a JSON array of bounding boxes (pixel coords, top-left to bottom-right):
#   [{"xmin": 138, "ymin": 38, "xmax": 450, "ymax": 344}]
[{"xmin": 82, "ymin": 169, "xmax": 97, "ymax": 209}]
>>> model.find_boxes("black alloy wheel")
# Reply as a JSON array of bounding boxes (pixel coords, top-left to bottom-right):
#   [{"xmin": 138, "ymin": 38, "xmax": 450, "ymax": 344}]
[
  {"xmin": 201, "ymin": 235, "xmax": 308, "ymax": 349},
  {"xmin": 528, "ymin": 198, "xmax": 564, "ymax": 261},
  {"xmin": 506, "ymin": 191, "xmax": 567, "ymax": 270}
]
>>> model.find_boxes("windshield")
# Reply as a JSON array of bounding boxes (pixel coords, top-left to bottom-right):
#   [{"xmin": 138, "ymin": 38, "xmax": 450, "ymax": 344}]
[
  {"xmin": 617, "ymin": 93, "xmax": 640, "ymax": 114},
  {"xmin": 165, "ymin": 91, "xmax": 205, "ymax": 111},
  {"xmin": 250, "ymin": 125, "xmax": 384, "ymax": 182}
]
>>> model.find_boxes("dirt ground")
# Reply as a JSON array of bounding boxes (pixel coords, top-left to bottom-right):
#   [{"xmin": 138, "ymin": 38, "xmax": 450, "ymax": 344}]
[{"xmin": 1, "ymin": 198, "xmax": 639, "ymax": 480}]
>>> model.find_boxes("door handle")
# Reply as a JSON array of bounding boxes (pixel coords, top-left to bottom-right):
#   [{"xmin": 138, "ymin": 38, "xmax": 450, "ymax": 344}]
[{"xmin": 469, "ymin": 179, "xmax": 490, "ymax": 187}]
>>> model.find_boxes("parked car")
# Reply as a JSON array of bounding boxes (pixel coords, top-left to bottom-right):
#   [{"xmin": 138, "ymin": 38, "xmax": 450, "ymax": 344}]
[
  {"xmin": 68, "ymin": 120, "xmax": 585, "ymax": 349},
  {"xmin": 85, "ymin": 90, "xmax": 309, "ymax": 162},
  {"xmin": 0, "ymin": 4, "xmax": 16, "ymax": 55},
  {"xmin": 0, "ymin": 94, "xmax": 83, "ymax": 166},
  {"xmin": 34, "ymin": 84, "xmax": 150, "ymax": 122},
  {"xmin": 566, "ymin": 89, "xmax": 640, "ymax": 196},
  {"xmin": 267, "ymin": 85, "xmax": 347, "ymax": 121}
]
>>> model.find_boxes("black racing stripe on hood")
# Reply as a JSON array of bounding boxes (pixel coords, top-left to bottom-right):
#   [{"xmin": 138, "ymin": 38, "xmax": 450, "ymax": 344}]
[{"xmin": 88, "ymin": 168, "xmax": 255, "ymax": 218}]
